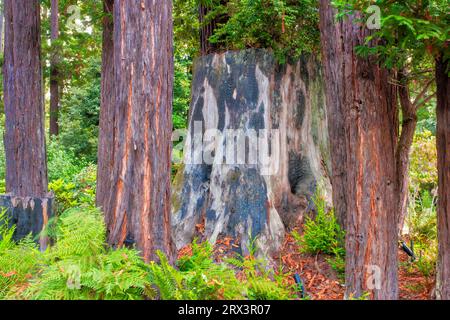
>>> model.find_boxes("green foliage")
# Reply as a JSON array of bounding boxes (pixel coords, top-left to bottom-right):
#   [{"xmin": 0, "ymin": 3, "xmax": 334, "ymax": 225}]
[
  {"xmin": 57, "ymin": 58, "xmax": 101, "ymax": 163},
  {"xmin": 0, "ymin": 211, "xmax": 43, "ymax": 299},
  {"xmin": 149, "ymin": 242, "xmax": 244, "ymax": 300},
  {"xmin": 209, "ymin": 0, "xmax": 320, "ymax": 62},
  {"xmin": 2, "ymin": 208, "xmax": 152, "ymax": 300},
  {"xmin": 409, "ymin": 130, "xmax": 438, "ymax": 194},
  {"xmin": 333, "ymin": 0, "xmax": 449, "ymax": 71},
  {"xmin": 407, "ymin": 190, "xmax": 437, "ymax": 242},
  {"xmin": 293, "ymin": 193, "xmax": 345, "ymax": 256}
]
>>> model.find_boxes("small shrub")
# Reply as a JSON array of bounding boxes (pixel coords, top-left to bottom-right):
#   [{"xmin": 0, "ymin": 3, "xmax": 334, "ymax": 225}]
[{"xmin": 293, "ymin": 192, "xmax": 345, "ymax": 256}]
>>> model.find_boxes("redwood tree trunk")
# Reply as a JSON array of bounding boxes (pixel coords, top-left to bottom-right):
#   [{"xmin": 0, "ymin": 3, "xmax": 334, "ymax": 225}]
[
  {"xmin": 49, "ymin": 0, "xmax": 59, "ymax": 136},
  {"xmin": 318, "ymin": 0, "xmax": 348, "ymax": 229},
  {"xmin": 96, "ymin": 0, "xmax": 114, "ymax": 212},
  {"xmin": 435, "ymin": 55, "xmax": 449, "ymax": 300},
  {"xmin": 199, "ymin": 1, "xmax": 227, "ymax": 55},
  {"xmin": 3, "ymin": 0, "xmax": 48, "ymax": 198},
  {"xmin": 319, "ymin": 0, "xmax": 399, "ymax": 300},
  {"xmin": 396, "ymin": 72, "xmax": 418, "ymax": 235},
  {"xmin": 102, "ymin": 0, "xmax": 174, "ymax": 263}
]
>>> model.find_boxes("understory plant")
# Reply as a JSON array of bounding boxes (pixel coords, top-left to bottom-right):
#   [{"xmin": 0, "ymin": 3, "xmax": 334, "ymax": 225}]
[{"xmin": 1, "ymin": 208, "xmax": 296, "ymax": 300}]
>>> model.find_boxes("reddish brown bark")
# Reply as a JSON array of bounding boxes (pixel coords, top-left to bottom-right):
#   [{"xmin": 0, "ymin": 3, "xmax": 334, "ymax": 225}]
[
  {"xmin": 396, "ymin": 72, "xmax": 418, "ymax": 235},
  {"xmin": 102, "ymin": 0, "xmax": 175, "ymax": 263},
  {"xmin": 3, "ymin": 0, "xmax": 48, "ymax": 198},
  {"xmin": 96, "ymin": 0, "xmax": 114, "ymax": 213},
  {"xmin": 319, "ymin": 0, "xmax": 399, "ymax": 299},
  {"xmin": 49, "ymin": 0, "xmax": 59, "ymax": 136},
  {"xmin": 435, "ymin": 56, "xmax": 449, "ymax": 300},
  {"xmin": 199, "ymin": 1, "xmax": 227, "ymax": 55},
  {"xmin": 318, "ymin": 0, "xmax": 348, "ymax": 229}
]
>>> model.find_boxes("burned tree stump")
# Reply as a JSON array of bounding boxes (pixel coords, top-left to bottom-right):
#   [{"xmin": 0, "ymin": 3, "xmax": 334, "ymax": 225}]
[
  {"xmin": 172, "ymin": 49, "xmax": 331, "ymax": 257},
  {"xmin": 0, "ymin": 194, "xmax": 55, "ymax": 248}
]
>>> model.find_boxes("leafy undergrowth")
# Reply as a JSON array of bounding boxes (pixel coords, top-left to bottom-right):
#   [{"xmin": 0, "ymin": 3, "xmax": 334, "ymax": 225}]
[{"xmin": 0, "ymin": 208, "xmax": 296, "ymax": 300}]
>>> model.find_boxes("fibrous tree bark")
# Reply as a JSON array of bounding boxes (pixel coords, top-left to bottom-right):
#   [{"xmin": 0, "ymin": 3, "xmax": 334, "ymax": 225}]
[
  {"xmin": 435, "ymin": 55, "xmax": 449, "ymax": 300},
  {"xmin": 396, "ymin": 71, "xmax": 417, "ymax": 235},
  {"xmin": 101, "ymin": 0, "xmax": 175, "ymax": 263},
  {"xmin": 2, "ymin": 0, "xmax": 52, "ymax": 246},
  {"xmin": 49, "ymin": 0, "xmax": 60, "ymax": 136},
  {"xmin": 318, "ymin": 0, "xmax": 348, "ymax": 230},
  {"xmin": 96, "ymin": 0, "xmax": 114, "ymax": 213},
  {"xmin": 3, "ymin": 0, "xmax": 48, "ymax": 198},
  {"xmin": 319, "ymin": 0, "xmax": 399, "ymax": 300},
  {"xmin": 199, "ymin": 1, "xmax": 227, "ymax": 56},
  {"xmin": 396, "ymin": 73, "xmax": 435, "ymax": 235}
]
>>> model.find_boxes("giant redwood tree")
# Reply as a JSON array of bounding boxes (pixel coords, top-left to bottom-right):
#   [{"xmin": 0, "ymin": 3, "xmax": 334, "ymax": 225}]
[
  {"xmin": 96, "ymin": 0, "xmax": 114, "ymax": 213},
  {"xmin": 319, "ymin": 0, "xmax": 399, "ymax": 299},
  {"xmin": 98, "ymin": 0, "xmax": 175, "ymax": 262},
  {"xmin": 49, "ymin": 0, "xmax": 60, "ymax": 136},
  {"xmin": 435, "ymin": 54, "xmax": 449, "ymax": 300},
  {"xmin": 3, "ymin": 0, "xmax": 48, "ymax": 198}
]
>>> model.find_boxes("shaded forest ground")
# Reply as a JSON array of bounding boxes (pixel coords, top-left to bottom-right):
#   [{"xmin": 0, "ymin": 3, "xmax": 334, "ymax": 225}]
[{"xmin": 180, "ymin": 222, "xmax": 435, "ymax": 300}]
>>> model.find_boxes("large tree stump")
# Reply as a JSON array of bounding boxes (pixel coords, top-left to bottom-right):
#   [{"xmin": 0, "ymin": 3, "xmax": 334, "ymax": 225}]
[
  {"xmin": 172, "ymin": 49, "xmax": 331, "ymax": 257},
  {"xmin": 0, "ymin": 194, "xmax": 55, "ymax": 248}
]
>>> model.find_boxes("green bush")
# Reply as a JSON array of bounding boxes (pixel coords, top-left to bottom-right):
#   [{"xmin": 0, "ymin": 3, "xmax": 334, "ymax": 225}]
[
  {"xmin": 293, "ymin": 192, "xmax": 345, "ymax": 256},
  {"xmin": 1, "ymin": 208, "xmax": 296, "ymax": 300},
  {"xmin": 1, "ymin": 208, "xmax": 152, "ymax": 300}
]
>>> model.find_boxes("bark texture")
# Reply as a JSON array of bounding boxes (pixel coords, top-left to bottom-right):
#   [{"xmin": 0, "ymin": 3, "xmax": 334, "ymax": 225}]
[
  {"xmin": 172, "ymin": 49, "xmax": 331, "ymax": 258},
  {"xmin": 435, "ymin": 56, "xmax": 450, "ymax": 300},
  {"xmin": 49, "ymin": 0, "xmax": 59, "ymax": 136},
  {"xmin": 0, "ymin": 0, "xmax": 4, "ymax": 53},
  {"xmin": 318, "ymin": 0, "xmax": 348, "ymax": 229},
  {"xmin": 319, "ymin": 0, "xmax": 399, "ymax": 300},
  {"xmin": 396, "ymin": 72, "xmax": 417, "ymax": 235},
  {"xmin": 3, "ymin": 0, "xmax": 48, "ymax": 198},
  {"xmin": 102, "ymin": 0, "xmax": 175, "ymax": 263},
  {"xmin": 96, "ymin": 0, "xmax": 114, "ymax": 213},
  {"xmin": 199, "ymin": 1, "xmax": 227, "ymax": 55}
]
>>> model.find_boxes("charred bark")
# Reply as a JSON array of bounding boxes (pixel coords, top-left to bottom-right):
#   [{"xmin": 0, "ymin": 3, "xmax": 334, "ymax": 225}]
[
  {"xmin": 49, "ymin": 0, "xmax": 59, "ymax": 136},
  {"xmin": 3, "ymin": 0, "xmax": 48, "ymax": 198},
  {"xmin": 96, "ymin": 0, "xmax": 114, "ymax": 213},
  {"xmin": 172, "ymin": 49, "xmax": 331, "ymax": 258},
  {"xmin": 435, "ymin": 55, "xmax": 450, "ymax": 300},
  {"xmin": 319, "ymin": 0, "xmax": 399, "ymax": 300},
  {"xmin": 102, "ymin": 0, "xmax": 175, "ymax": 263}
]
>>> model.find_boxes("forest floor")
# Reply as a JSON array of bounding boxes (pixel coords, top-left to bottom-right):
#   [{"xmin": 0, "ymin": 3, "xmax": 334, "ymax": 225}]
[
  {"xmin": 181, "ymin": 223, "xmax": 435, "ymax": 300},
  {"xmin": 180, "ymin": 219, "xmax": 435, "ymax": 300},
  {"xmin": 276, "ymin": 229, "xmax": 435, "ymax": 300}
]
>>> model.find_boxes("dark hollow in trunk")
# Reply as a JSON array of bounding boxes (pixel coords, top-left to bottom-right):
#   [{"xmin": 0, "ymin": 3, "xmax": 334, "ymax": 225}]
[
  {"xmin": 172, "ymin": 49, "xmax": 331, "ymax": 258},
  {"xmin": 101, "ymin": 0, "xmax": 175, "ymax": 263}
]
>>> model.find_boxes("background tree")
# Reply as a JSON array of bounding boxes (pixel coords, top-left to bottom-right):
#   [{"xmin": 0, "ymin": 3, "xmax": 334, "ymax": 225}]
[
  {"xmin": 3, "ymin": 0, "xmax": 48, "ymax": 198},
  {"xmin": 49, "ymin": 0, "xmax": 60, "ymax": 136},
  {"xmin": 319, "ymin": 0, "xmax": 399, "ymax": 299},
  {"xmin": 100, "ymin": 0, "xmax": 175, "ymax": 263},
  {"xmin": 96, "ymin": 0, "xmax": 114, "ymax": 215}
]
